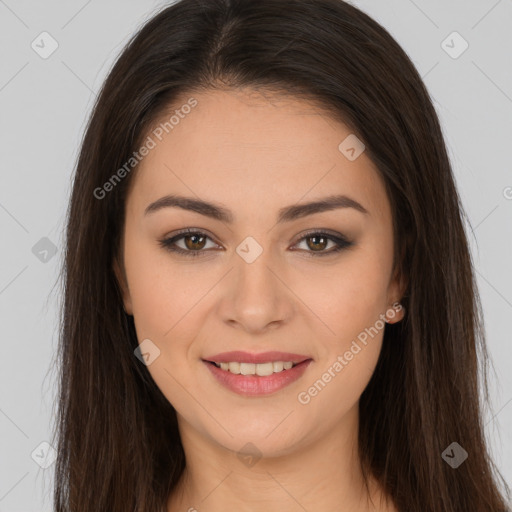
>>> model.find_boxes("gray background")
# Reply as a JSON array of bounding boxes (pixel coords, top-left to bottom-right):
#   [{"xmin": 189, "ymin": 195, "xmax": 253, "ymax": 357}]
[{"xmin": 0, "ymin": 0, "xmax": 511, "ymax": 510}]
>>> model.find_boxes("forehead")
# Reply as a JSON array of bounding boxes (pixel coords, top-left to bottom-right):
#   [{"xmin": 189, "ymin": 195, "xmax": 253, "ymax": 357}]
[{"xmin": 127, "ymin": 88, "xmax": 389, "ymax": 222}]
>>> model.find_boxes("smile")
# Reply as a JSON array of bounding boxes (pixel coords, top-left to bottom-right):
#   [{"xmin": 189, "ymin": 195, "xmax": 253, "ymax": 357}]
[
  {"xmin": 203, "ymin": 358, "xmax": 313, "ymax": 396},
  {"xmin": 211, "ymin": 361, "xmax": 297, "ymax": 376}
]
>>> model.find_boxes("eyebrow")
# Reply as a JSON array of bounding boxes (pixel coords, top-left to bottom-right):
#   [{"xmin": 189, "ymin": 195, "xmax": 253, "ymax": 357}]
[{"xmin": 144, "ymin": 193, "xmax": 369, "ymax": 223}]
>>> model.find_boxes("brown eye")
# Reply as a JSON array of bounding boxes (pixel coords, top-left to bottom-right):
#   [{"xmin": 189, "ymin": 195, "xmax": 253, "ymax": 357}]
[
  {"xmin": 182, "ymin": 233, "xmax": 207, "ymax": 251},
  {"xmin": 292, "ymin": 231, "xmax": 354, "ymax": 257},
  {"xmin": 305, "ymin": 234, "xmax": 329, "ymax": 251},
  {"xmin": 158, "ymin": 230, "xmax": 219, "ymax": 257}
]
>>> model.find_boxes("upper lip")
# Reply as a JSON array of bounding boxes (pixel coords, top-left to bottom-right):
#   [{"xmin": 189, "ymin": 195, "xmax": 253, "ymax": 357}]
[{"xmin": 203, "ymin": 351, "xmax": 312, "ymax": 364}]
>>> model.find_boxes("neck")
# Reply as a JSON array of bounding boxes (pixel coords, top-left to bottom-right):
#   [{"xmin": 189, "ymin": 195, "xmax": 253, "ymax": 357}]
[{"xmin": 167, "ymin": 404, "xmax": 395, "ymax": 512}]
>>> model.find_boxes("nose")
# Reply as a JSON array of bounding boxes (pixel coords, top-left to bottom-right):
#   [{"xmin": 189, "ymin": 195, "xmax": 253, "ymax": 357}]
[{"xmin": 217, "ymin": 245, "xmax": 295, "ymax": 334}]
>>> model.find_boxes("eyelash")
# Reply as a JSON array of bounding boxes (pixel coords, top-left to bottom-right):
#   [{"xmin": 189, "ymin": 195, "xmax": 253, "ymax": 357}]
[{"xmin": 158, "ymin": 228, "xmax": 353, "ymax": 258}]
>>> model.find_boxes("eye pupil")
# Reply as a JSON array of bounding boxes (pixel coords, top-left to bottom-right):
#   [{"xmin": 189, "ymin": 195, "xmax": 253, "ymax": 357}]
[
  {"xmin": 307, "ymin": 235, "xmax": 327, "ymax": 251},
  {"xmin": 185, "ymin": 234, "xmax": 206, "ymax": 250}
]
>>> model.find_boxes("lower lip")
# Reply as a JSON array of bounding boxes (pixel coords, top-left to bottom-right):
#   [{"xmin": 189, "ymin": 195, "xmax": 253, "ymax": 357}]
[{"xmin": 203, "ymin": 359, "xmax": 313, "ymax": 396}]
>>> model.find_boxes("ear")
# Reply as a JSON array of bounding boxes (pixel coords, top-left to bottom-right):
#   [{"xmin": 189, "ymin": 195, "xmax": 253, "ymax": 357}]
[
  {"xmin": 386, "ymin": 264, "xmax": 408, "ymax": 324},
  {"xmin": 113, "ymin": 256, "xmax": 133, "ymax": 316}
]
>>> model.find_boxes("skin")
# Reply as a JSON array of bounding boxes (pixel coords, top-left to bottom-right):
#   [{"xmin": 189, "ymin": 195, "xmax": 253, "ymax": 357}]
[{"xmin": 114, "ymin": 87, "xmax": 405, "ymax": 512}]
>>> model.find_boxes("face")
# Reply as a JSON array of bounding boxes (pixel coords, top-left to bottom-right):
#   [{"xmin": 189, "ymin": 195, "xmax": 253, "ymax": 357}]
[{"xmin": 115, "ymin": 87, "xmax": 404, "ymax": 457}]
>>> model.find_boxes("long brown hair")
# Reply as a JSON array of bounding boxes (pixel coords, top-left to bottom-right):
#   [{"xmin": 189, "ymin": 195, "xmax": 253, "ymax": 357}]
[{"xmin": 52, "ymin": 0, "xmax": 511, "ymax": 510}]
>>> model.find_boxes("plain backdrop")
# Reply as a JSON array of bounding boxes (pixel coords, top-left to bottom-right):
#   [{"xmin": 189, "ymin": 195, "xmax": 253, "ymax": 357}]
[{"xmin": 0, "ymin": 0, "xmax": 511, "ymax": 510}]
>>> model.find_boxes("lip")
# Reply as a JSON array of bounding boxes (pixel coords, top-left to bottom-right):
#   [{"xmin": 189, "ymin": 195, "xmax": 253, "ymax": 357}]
[
  {"xmin": 203, "ymin": 351, "xmax": 311, "ymax": 365},
  {"xmin": 202, "ymin": 358, "xmax": 313, "ymax": 397}
]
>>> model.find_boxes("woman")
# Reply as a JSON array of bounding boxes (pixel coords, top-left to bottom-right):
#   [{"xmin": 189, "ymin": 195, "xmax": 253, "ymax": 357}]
[{"xmin": 52, "ymin": 0, "xmax": 511, "ymax": 510}]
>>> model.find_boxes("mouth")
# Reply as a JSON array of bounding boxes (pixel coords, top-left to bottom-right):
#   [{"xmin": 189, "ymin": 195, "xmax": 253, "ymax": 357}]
[
  {"xmin": 203, "ymin": 359, "xmax": 308, "ymax": 376},
  {"xmin": 201, "ymin": 354, "xmax": 313, "ymax": 396}
]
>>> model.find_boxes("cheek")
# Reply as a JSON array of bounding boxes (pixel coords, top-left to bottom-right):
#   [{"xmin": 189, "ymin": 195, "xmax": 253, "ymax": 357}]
[
  {"xmin": 123, "ymin": 238, "xmax": 219, "ymax": 404},
  {"xmin": 295, "ymin": 266, "xmax": 389, "ymax": 416},
  {"xmin": 294, "ymin": 246, "xmax": 391, "ymax": 342},
  {"xmin": 124, "ymin": 235, "xmax": 200, "ymax": 336},
  {"xmin": 291, "ymin": 247, "xmax": 390, "ymax": 403},
  {"xmin": 296, "ymin": 337, "xmax": 382, "ymax": 426},
  {"xmin": 123, "ymin": 242, "xmax": 204, "ymax": 409}
]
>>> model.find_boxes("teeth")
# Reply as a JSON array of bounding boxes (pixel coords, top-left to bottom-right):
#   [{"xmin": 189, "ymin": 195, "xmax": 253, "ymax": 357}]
[
  {"xmin": 213, "ymin": 361, "xmax": 298, "ymax": 375},
  {"xmin": 273, "ymin": 361, "xmax": 284, "ymax": 372}
]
